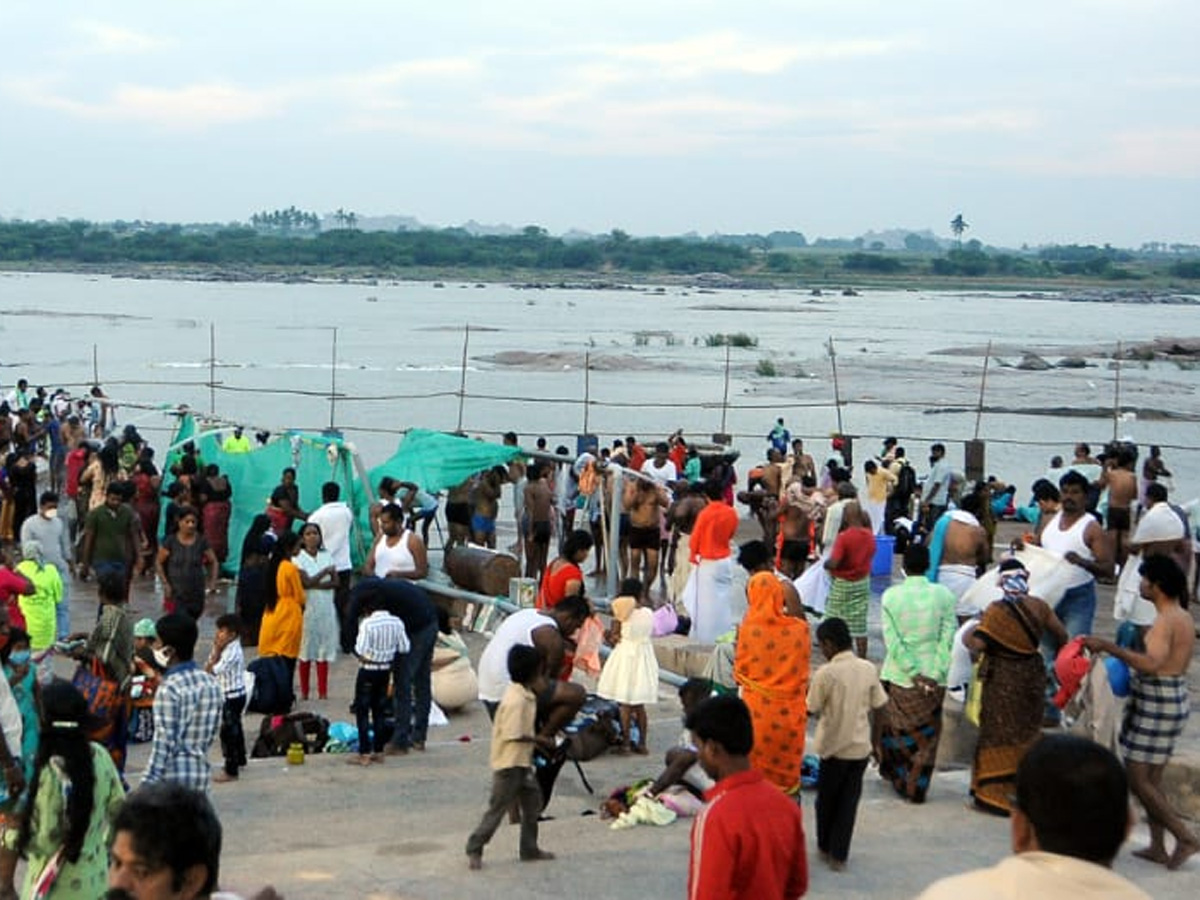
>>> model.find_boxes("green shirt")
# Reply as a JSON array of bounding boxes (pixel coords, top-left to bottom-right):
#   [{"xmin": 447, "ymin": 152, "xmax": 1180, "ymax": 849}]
[
  {"xmin": 15, "ymin": 560, "xmax": 62, "ymax": 650},
  {"xmin": 85, "ymin": 504, "xmax": 137, "ymax": 565},
  {"xmin": 879, "ymin": 575, "xmax": 957, "ymax": 687}
]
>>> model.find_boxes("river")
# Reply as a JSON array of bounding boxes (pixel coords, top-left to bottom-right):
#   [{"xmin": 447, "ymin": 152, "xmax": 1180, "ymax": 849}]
[{"xmin": 2, "ymin": 271, "xmax": 1199, "ymax": 499}]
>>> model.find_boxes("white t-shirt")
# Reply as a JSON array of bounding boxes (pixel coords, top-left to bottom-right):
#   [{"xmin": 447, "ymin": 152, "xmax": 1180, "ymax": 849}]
[
  {"xmin": 477, "ymin": 608, "xmax": 558, "ymax": 703},
  {"xmin": 307, "ymin": 502, "xmax": 355, "ymax": 571},
  {"xmin": 641, "ymin": 458, "xmax": 678, "ymax": 485}
]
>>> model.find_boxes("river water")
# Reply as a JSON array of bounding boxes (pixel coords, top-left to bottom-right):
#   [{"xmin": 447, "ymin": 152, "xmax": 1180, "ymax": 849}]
[{"xmin": 2, "ymin": 271, "xmax": 1199, "ymax": 498}]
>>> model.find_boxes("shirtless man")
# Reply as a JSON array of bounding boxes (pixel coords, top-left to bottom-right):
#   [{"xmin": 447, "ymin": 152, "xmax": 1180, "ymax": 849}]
[
  {"xmin": 789, "ymin": 438, "xmax": 816, "ymax": 483},
  {"xmin": 1099, "ymin": 447, "xmax": 1138, "ymax": 569},
  {"xmin": 623, "ymin": 476, "xmax": 668, "ymax": 599},
  {"xmin": 741, "ymin": 449, "xmax": 784, "ymax": 549},
  {"xmin": 444, "ymin": 476, "xmax": 474, "ymax": 548},
  {"xmin": 936, "ymin": 493, "xmax": 990, "ymax": 623},
  {"xmin": 472, "ymin": 466, "xmax": 506, "ymax": 549},
  {"xmin": 523, "ymin": 463, "xmax": 554, "ymax": 580},
  {"xmin": 1084, "ymin": 555, "xmax": 1198, "ymax": 871},
  {"xmin": 784, "ymin": 476, "xmax": 825, "ymax": 558},
  {"xmin": 777, "ymin": 486, "xmax": 813, "ymax": 580}
]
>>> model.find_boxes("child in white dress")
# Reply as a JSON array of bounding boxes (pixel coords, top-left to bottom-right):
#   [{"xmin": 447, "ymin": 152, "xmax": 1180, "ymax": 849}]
[{"xmin": 597, "ymin": 580, "xmax": 660, "ymax": 754}]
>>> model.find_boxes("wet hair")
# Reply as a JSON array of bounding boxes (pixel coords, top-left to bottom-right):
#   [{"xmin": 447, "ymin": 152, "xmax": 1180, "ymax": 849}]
[
  {"xmin": 17, "ymin": 681, "xmax": 96, "ymax": 864},
  {"xmin": 816, "ymin": 616, "xmax": 852, "ymax": 651},
  {"xmin": 1031, "ymin": 479, "xmax": 1060, "ymax": 502},
  {"xmin": 902, "ymin": 543, "xmax": 930, "ymax": 575},
  {"xmin": 678, "ymin": 678, "xmax": 713, "ymax": 708},
  {"xmin": 618, "ymin": 577, "xmax": 643, "ymax": 597},
  {"xmin": 507, "ymin": 644, "xmax": 542, "ymax": 685},
  {"xmin": 1144, "ymin": 482, "xmax": 1168, "ymax": 504},
  {"xmin": 379, "ymin": 502, "xmax": 405, "ymax": 523},
  {"xmin": 1058, "ymin": 470, "xmax": 1089, "ymax": 491},
  {"xmin": 155, "ymin": 613, "xmax": 199, "ymax": 662},
  {"xmin": 737, "ymin": 539, "xmax": 772, "ymax": 571},
  {"xmin": 1139, "ymin": 554, "xmax": 1187, "ymax": 601},
  {"xmin": 685, "ymin": 695, "xmax": 753, "ymax": 756},
  {"xmin": 1015, "ymin": 735, "xmax": 1129, "ymax": 864},
  {"xmin": 560, "ymin": 529, "xmax": 594, "ymax": 560},
  {"xmin": 111, "ymin": 782, "xmax": 222, "ymax": 894},
  {"xmin": 552, "ymin": 593, "xmax": 591, "ymax": 625},
  {"xmin": 215, "ymin": 613, "xmax": 243, "ymax": 635}
]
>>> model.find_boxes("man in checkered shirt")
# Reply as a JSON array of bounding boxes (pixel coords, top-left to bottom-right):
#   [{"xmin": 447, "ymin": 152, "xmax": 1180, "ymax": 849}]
[{"xmin": 142, "ymin": 613, "xmax": 223, "ymax": 793}]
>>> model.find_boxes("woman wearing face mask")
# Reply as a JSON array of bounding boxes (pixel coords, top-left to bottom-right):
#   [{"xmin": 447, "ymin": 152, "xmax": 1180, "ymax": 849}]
[{"xmin": 965, "ymin": 559, "xmax": 1067, "ymax": 815}]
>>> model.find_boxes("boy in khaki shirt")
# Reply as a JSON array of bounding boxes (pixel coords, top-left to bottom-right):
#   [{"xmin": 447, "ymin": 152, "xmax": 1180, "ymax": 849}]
[
  {"xmin": 807, "ymin": 617, "xmax": 889, "ymax": 871},
  {"xmin": 466, "ymin": 645, "xmax": 556, "ymax": 869}
]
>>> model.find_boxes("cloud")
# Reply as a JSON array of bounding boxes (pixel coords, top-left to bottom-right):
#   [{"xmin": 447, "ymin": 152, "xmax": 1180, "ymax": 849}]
[
  {"xmin": 71, "ymin": 20, "xmax": 173, "ymax": 55},
  {"xmin": 605, "ymin": 30, "xmax": 915, "ymax": 79},
  {"xmin": 3, "ymin": 77, "xmax": 282, "ymax": 129}
]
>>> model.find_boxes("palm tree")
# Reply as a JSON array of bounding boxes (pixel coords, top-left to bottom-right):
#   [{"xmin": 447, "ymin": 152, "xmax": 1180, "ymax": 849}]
[{"xmin": 950, "ymin": 214, "xmax": 968, "ymax": 249}]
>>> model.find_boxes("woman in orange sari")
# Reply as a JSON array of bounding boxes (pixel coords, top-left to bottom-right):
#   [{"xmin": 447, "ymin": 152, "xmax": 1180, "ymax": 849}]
[{"xmin": 734, "ymin": 539, "xmax": 811, "ymax": 794}]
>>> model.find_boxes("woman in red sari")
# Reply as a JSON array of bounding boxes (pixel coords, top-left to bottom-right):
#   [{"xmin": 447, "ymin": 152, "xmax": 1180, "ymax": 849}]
[
  {"xmin": 537, "ymin": 529, "xmax": 593, "ymax": 609},
  {"xmin": 197, "ymin": 464, "xmax": 232, "ymax": 567},
  {"xmin": 130, "ymin": 459, "xmax": 160, "ymax": 577},
  {"xmin": 734, "ymin": 539, "xmax": 811, "ymax": 794}
]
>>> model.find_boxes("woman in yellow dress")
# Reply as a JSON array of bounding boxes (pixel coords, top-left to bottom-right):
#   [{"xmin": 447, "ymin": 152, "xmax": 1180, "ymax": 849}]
[{"xmin": 257, "ymin": 530, "xmax": 305, "ymax": 689}]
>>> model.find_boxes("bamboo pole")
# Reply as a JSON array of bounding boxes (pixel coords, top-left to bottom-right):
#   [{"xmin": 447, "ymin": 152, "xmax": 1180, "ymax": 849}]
[
  {"xmin": 583, "ymin": 351, "xmax": 591, "ymax": 433},
  {"xmin": 456, "ymin": 324, "xmax": 470, "ymax": 433},
  {"xmin": 720, "ymin": 343, "xmax": 731, "ymax": 435},
  {"xmin": 329, "ymin": 326, "xmax": 339, "ymax": 431},
  {"xmin": 1113, "ymin": 341, "xmax": 1122, "ymax": 441},
  {"xmin": 973, "ymin": 340, "xmax": 992, "ymax": 440},
  {"xmin": 828, "ymin": 337, "xmax": 844, "ymax": 436},
  {"xmin": 209, "ymin": 323, "xmax": 217, "ymax": 416}
]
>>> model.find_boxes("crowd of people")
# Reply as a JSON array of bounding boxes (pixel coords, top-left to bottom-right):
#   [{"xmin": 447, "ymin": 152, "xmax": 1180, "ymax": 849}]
[{"xmin": 1, "ymin": 376, "xmax": 1198, "ymax": 896}]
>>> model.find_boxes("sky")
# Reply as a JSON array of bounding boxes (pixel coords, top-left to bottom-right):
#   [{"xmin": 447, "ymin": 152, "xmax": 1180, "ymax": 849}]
[{"xmin": 2, "ymin": 0, "xmax": 1199, "ymax": 247}]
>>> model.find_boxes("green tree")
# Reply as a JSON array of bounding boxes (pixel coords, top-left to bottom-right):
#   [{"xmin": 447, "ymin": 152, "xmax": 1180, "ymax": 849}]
[{"xmin": 950, "ymin": 213, "xmax": 968, "ymax": 249}]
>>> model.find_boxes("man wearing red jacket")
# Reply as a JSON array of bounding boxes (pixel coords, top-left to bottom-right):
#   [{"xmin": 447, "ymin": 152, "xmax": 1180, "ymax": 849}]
[{"xmin": 687, "ymin": 694, "xmax": 807, "ymax": 900}]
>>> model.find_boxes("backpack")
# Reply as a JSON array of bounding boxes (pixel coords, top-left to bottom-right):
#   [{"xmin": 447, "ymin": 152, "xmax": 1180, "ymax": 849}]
[
  {"xmin": 246, "ymin": 656, "xmax": 295, "ymax": 715},
  {"xmin": 564, "ymin": 694, "xmax": 622, "ymax": 761},
  {"xmin": 251, "ymin": 711, "xmax": 331, "ymax": 758},
  {"xmin": 895, "ymin": 462, "xmax": 917, "ymax": 499}
]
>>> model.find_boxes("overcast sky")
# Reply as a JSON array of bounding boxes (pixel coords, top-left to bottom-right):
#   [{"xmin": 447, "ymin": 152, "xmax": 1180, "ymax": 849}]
[{"xmin": 2, "ymin": 1, "xmax": 1197, "ymax": 247}]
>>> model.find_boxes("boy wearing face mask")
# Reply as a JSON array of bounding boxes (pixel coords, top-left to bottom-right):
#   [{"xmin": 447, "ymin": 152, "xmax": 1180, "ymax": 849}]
[{"xmin": 143, "ymin": 614, "xmax": 222, "ymax": 793}]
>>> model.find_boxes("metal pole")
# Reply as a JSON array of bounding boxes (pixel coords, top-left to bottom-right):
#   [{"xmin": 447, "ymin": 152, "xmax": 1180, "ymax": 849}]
[
  {"xmin": 583, "ymin": 351, "xmax": 591, "ymax": 433},
  {"xmin": 456, "ymin": 324, "xmax": 470, "ymax": 433},
  {"xmin": 973, "ymin": 340, "xmax": 992, "ymax": 440},
  {"xmin": 329, "ymin": 327, "xmax": 338, "ymax": 430},
  {"xmin": 720, "ymin": 343, "xmax": 731, "ymax": 435},
  {"xmin": 828, "ymin": 337, "xmax": 844, "ymax": 435},
  {"xmin": 607, "ymin": 467, "xmax": 623, "ymax": 599},
  {"xmin": 1113, "ymin": 341, "xmax": 1122, "ymax": 441},
  {"xmin": 92, "ymin": 344, "xmax": 99, "ymax": 386},
  {"xmin": 209, "ymin": 323, "xmax": 216, "ymax": 416}
]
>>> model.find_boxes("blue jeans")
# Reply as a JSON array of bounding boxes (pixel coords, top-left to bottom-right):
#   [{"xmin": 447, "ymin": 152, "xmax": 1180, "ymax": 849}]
[
  {"xmin": 56, "ymin": 580, "xmax": 71, "ymax": 640},
  {"xmin": 1042, "ymin": 579, "xmax": 1096, "ymax": 719},
  {"xmin": 390, "ymin": 619, "xmax": 438, "ymax": 748}
]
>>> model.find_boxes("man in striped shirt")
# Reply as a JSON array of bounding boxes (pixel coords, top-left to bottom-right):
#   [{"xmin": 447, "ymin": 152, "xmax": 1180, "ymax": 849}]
[
  {"xmin": 352, "ymin": 591, "xmax": 409, "ymax": 766},
  {"xmin": 143, "ymin": 614, "xmax": 223, "ymax": 793}
]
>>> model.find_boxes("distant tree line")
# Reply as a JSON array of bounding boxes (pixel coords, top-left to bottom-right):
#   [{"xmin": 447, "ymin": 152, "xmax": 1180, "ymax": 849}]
[
  {"xmin": 0, "ymin": 220, "xmax": 752, "ymax": 273},
  {"xmin": 1, "ymin": 219, "xmax": 1198, "ymax": 281}
]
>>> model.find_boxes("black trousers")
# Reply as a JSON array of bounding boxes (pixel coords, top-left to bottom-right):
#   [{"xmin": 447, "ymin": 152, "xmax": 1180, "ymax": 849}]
[
  {"xmin": 220, "ymin": 694, "xmax": 248, "ymax": 777},
  {"xmin": 354, "ymin": 667, "xmax": 391, "ymax": 754},
  {"xmin": 816, "ymin": 756, "xmax": 869, "ymax": 862}
]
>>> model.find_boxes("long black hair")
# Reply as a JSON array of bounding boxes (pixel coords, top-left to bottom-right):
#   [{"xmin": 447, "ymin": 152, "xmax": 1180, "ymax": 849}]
[
  {"xmin": 17, "ymin": 681, "xmax": 98, "ymax": 865},
  {"xmin": 265, "ymin": 529, "xmax": 301, "ymax": 612},
  {"xmin": 240, "ymin": 514, "xmax": 274, "ymax": 566}
]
